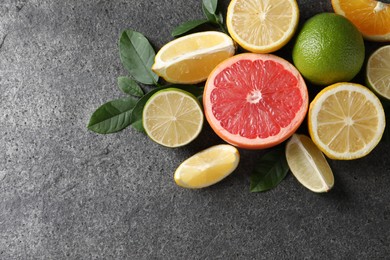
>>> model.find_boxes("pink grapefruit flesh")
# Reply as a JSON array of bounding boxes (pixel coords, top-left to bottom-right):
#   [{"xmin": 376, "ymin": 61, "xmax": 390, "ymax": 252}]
[{"xmin": 203, "ymin": 53, "xmax": 308, "ymax": 149}]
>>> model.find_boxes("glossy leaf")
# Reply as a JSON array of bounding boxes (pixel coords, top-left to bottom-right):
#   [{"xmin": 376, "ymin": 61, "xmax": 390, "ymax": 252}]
[
  {"xmin": 171, "ymin": 19, "xmax": 209, "ymax": 37},
  {"xmin": 119, "ymin": 30, "xmax": 158, "ymax": 85},
  {"xmin": 118, "ymin": 76, "xmax": 144, "ymax": 97},
  {"xmin": 88, "ymin": 96, "xmax": 138, "ymax": 134},
  {"xmin": 202, "ymin": 0, "xmax": 222, "ymax": 24},
  {"xmin": 131, "ymin": 85, "xmax": 204, "ymax": 132},
  {"xmin": 250, "ymin": 147, "xmax": 289, "ymax": 192}
]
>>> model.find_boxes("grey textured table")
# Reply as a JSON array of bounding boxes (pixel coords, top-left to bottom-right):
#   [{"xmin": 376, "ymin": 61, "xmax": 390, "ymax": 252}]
[{"xmin": 1, "ymin": 0, "xmax": 389, "ymax": 259}]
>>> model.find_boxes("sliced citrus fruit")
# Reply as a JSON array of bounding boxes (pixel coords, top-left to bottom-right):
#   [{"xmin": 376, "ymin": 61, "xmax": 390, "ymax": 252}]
[
  {"xmin": 203, "ymin": 53, "xmax": 308, "ymax": 149},
  {"xmin": 331, "ymin": 0, "xmax": 390, "ymax": 41},
  {"xmin": 226, "ymin": 0, "xmax": 299, "ymax": 53},
  {"xmin": 142, "ymin": 88, "xmax": 204, "ymax": 148},
  {"xmin": 366, "ymin": 45, "xmax": 390, "ymax": 100},
  {"xmin": 174, "ymin": 144, "xmax": 240, "ymax": 189},
  {"xmin": 151, "ymin": 31, "xmax": 235, "ymax": 84},
  {"xmin": 308, "ymin": 83, "xmax": 386, "ymax": 160},
  {"xmin": 286, "ymin": 134, "xmax": 334, "ymax": 193}
]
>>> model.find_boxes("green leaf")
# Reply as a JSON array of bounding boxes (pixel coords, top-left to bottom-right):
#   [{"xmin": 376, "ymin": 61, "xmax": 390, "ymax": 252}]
[
  {"xmin": 119, "ymin": 30, "xmax": 158, "ymax": 85},
  {"xmin": 250, "ymin": 147, "xmax": 289, "ymax": 192},
  {"xmin": 131, "ymin": 120, "xmax": 144, "ymax": 133},
  {"xmin": 130, "ymin": 85, "xmax": 204, "ymax": 132},
  {"xmin": 117, "ymin": 76, "xmax": 144, "ymax": 97},
  {"xmin": 217, "ymin": 12, "xmax": 224, "ymax": 25},
  {"xmin": 172, "ymin": 19, "xmax": 209, "ymax": 37},
  {"xmin": 88, "ymin": 96, "xmax": 138, "ymax": 134},
  {"xmin": 202, "ymin": 0, "xmax": 218, "ymax": 23}
]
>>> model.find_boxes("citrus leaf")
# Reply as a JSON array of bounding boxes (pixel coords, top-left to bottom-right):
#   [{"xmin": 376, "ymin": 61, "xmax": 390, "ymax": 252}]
[
  {"xmin": 172, "ymin": 19, "xmax": 209, "ymax": 37},
  {"xmin": 88, "ymin": 96, "xmax": 138, "ymax": 134},
  {"xmin": 202, "ymin": 0, "xmax": 218, "ymax": 15},
  {"xmin": 202, "ymin": 0, "xmax": 218, "ymax": 23},
  {"xmin": 130, "ymin": 85, "xmax": 204, "ymax": 132},
  {"xmin": 119, "ymin": 30, "xmax": 158, "ymax": 85},
  {"xmin": 118, "ymin": 76, "xmax": 144, "ymax": 97},
  {"xmin": 250, "ymin": 147, "xmax": 289, "ymax": 192},
  {"xmin": 217, "ymin": 12, "xmax": 224, "ymax": 25}
]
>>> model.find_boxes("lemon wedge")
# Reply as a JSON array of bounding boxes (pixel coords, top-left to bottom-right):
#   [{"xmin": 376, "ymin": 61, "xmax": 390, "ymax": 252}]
[
  {"xmin": 174, "ymin": 144, "xmax": 240, "ymax": 189},
  {"xmin": 152, "ymin": 31, "xmax": 235, "ymax": 84},
  {"xmin": 286, "ymin": 134, "xmax": 334, "ymax": 192}
]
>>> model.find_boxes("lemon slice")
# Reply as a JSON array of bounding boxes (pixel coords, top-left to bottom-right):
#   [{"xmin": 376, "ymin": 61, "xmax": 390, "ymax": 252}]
[
  {"xmin": 152, "ymin": 31, "xmax": 235, "ymax": 84},
  {"xmin": 174, "ymin": 144, "xmax": 240, "ymax": 189},
  {"xmin": 367, "ymin": 45, "xmax": 390, "ymax": 101},
  {"xmin": 226, "ymin": 0, "xmax": 299, "ymax": 53},
  {"xmin": 142, "ymin": 88, "xmax": 204, "ymax": 148},
  {"xmin": 286, "ymin": 134, "xmax": 334, "ymax": 193},
  {"xmin": 308, "ymin": 83, "xmax": 386, "ymax": 160}
]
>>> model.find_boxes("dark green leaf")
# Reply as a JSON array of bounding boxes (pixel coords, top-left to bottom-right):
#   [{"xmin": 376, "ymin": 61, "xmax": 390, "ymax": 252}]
[
  {"xmin": 202, "ymin": 0, "xmax": 218, "ymax": 23},
  {"xmin": 131, "ymin": 120, "xmax": 145, "ymax": 133},
  {"xmin": 202, "ymin": 0, "xmax": 218, "ymax": 15},
  {"xmin": 131, "ymin": 85, "xmax": 204, "ymax": 132},
  {"xmin": 88, "ymin": 96, "xmax": 138, "ymax": 134},
  {"xmin": 217, "ymin": 12, "xmax": 224, "ymax": 25},
  {"xmin": 119, "ymin": 30, "xmax": 158, "ymax": 85},
  {"xmin": 172, "ymin": 19, "xmax": 209, "ymax": 37},
  {"xmin": 117, "ymin": 76, "xmax": 144, "ymax": 97},
  {"xmin": 250, "ymin": 147, "xmax": 289, "ymax": 192}
]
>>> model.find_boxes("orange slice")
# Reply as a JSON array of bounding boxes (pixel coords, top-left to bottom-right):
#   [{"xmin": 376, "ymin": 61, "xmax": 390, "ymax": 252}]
[{"xmin": 332, "ymin": 0, "xmax": 390, "ymax": 41}]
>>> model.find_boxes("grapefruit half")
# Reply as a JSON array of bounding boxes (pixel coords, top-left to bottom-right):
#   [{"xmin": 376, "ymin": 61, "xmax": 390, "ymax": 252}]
[{"xmin": 203, "ymin": 53, "xmax": 308, "ymax": 149}]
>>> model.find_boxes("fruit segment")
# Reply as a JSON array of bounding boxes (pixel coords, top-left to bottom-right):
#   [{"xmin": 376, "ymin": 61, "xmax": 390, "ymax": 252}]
[
  {"xmin": 152, "ymin": 31, "xmax": 235, "ymax": 84},
  {"xmin": 286, "ymin": 134, "xmax": 334, "ymax": 193},
  {"xmin": 174, "ymin": 144, "xmax": 240, "ymax": 189}
]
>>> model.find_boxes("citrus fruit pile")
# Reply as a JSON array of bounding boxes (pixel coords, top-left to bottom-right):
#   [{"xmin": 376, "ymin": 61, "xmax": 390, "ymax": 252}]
[
  {"xmin": 140, "ymin": 0, "xmax": 389, "ymax": 192},
  {"xmin": 90, "ymin": 0, "xmax": 390, "ymax": 193}
]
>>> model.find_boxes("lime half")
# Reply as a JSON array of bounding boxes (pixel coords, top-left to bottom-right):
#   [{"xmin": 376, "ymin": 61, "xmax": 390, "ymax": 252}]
[
  {"xmin": 367, "ymin": 45, "xmax": 390, "ymax": 101},
  {"xmin": 142, "ymin": 88, "xmax": 204, "ymax": 148}
]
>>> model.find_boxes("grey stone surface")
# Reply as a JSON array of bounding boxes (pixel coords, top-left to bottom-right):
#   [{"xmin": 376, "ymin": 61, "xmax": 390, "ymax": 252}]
[{"xmin": 0, "ymin": 0, "xmax": 389, "ymax": 259}]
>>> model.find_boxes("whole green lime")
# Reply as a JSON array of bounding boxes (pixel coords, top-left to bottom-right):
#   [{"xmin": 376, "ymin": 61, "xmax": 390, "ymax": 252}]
[{"xmin": 292, "ymin": 13, "xmax": 365, "ymax": 86}]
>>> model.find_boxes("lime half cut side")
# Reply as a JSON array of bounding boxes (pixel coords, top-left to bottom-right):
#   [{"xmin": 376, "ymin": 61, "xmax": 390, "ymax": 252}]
[
  {"xmin": 367, "ymin": 45, "xmax": 390, "ymax": 101},
  {"xmin": 143, "ymin": 88, "xmax": 204, "ymax": 148}
]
